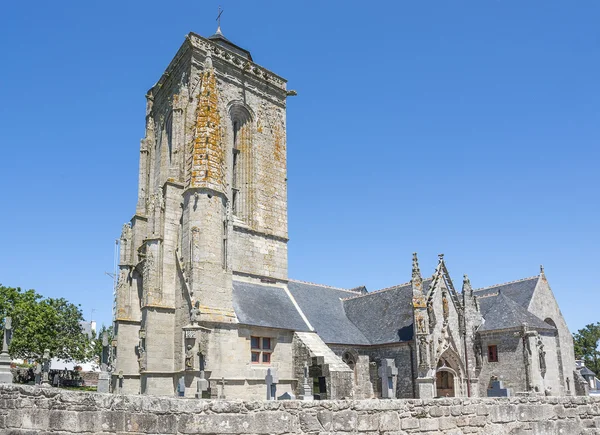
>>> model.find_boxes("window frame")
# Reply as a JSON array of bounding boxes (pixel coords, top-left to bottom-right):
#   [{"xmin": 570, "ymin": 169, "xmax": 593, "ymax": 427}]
[
  {"xmin": 487, "ymin": 344, "xmax": 498, "ymax": 362},
  {"xmin": 250, "ymin": 335, "xmax": 273, "ymax": 365}
]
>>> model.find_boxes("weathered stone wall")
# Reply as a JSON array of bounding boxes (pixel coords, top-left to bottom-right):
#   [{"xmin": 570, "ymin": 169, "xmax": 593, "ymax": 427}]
[{"xmin": 2, "ymin": 385, "xmax": 600, "ymax": 435}]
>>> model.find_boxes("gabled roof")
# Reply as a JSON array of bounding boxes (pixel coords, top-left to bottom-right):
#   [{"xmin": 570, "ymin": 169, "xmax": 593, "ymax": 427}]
[
  {"xmin": 343, "ymin": 280, "xmax": 432, "ymax": 345},
  {"xmin": 232, "ymin": 281, "xmax": 310, "ymax": 331},
  {"xmin": 474, "ymin": 276, "xmax": 539, "ymax": 313},
  {"xmin": 478, "ymin": 291, "xmax": 553, "ymax": 333},
  {"xmin": 287, "ymin": 280, "xmax": 370, "ymax": 345}
]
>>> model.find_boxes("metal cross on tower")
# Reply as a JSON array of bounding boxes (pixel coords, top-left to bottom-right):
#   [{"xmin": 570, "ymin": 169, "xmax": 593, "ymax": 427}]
[{"xmin": 216, "ymin": 6, "xmax": 224, "ymax": 33}]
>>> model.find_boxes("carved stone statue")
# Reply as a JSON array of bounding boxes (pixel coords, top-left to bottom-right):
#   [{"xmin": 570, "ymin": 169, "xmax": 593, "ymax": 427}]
[
  {"xmin": 442, "ymin": 292, "xmax": 449, "ymax": 320},
  {"xmin": 190, "ymin": 301, "xmax": 201, "ymax": 324},
  {"xmin": 138, "ymin": 347, "xmax": 147, "ymax": 371},
  {"xmin": 185, "ymin": 345, "xmax": 194, "ymax": 370},
  {"xmin": 418, "ymin": 336, "xmax": 428, "ymax": 367},
  {"xmin": 537, "ymin": 336, "xmax": 546, "ymax": 374},
  {"xmin": 416, "ymin": 312, "xmax": 426, "ymax": 334},
  {"xmin": 474, "ymin": 341, "xmax": 483, "ymax": 369}
]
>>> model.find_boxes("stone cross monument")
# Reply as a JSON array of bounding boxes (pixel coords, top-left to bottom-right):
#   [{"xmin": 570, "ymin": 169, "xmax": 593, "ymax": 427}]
[
  {"xmin": 41, "ymin": 349, "xmax": 51, "ymax": 387},
  {"xmin": 265, "ymin": 367, "xmax": 279, "ymax": 400},
  {"xmin": 97, "ymin": 332, "xmax": 111, "ymax": 393},
  {"xmin": 0, "ymin": 317, "xmax": 13, "ymax": 384},
  {"xmin": 299, "ymin": 363, "xmax": 313, "ymax": 401},
  {"xmin": 378, "ymin": 358, "xmax": 398, "ymax": 399}
]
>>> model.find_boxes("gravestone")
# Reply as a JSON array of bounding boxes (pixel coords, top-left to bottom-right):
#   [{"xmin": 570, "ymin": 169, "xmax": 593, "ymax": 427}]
[
  {"xmin": 97, "ymin": 332, "xmax": 111, "ymax": 393},
  {"xmin": 217, "ymin": 377, "xmax": 226, "ymax": 399},
  {"xmin": 0, "ymin": 317, "xmax": 13, "ymax": 384},
  {"xmin": 378, "ymin": 358, "xmax": 398, "ymax": 398},
  {"xmin": 177, "ymin": 376, "xmax": 185, "ymax": 397},
  {"xmin": 298, "ymin": 363, "xmax": 313, "ymax": 401},
  {"xmin": 265, "ymin": 368, "xmax": 279, "ymax": 400},
  {"xmin": 487, "ymin": 380, "xmax": 511, "ymax": 397},
  {"xmin": 41, "ymin": 349, "xmax": 51, "ymax": 387},
  {"xmin": 195, "ymin": 370, "xmax": 209, "ymax": 398},
  {"xmin": 277, "ymin": 391, "xmax": 295, "ymax": 400}
]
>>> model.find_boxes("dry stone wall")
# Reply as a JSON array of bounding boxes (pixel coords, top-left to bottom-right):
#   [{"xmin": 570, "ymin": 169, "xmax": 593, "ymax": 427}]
[{"xmin": 1, "ymin": 384, "xmax": 600, "ymax": 435}]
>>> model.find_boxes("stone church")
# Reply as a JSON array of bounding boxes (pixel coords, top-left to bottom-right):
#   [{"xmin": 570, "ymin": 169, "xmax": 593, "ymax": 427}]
[{"xmin": 112, "ymin": 28, "xmax": 582, "ymax": 400}]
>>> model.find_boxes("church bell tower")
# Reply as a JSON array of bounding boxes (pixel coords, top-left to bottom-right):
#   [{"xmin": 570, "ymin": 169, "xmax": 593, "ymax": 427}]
[{"xmin": 113, "ymin": 25, "xmax": 290, "ymax": 395}]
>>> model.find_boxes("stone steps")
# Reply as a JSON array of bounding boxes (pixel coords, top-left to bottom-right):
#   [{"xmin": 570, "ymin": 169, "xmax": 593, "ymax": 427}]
[{"xmin": 294, "ymin": 332, "xmax": 352, "ymax": 372}]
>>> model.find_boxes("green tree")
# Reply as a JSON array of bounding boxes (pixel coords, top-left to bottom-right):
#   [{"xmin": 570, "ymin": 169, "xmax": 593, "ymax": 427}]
[
  {"xmin": 573, "ymin": 322, "xmax": 600, "ymax": 375},
  {"xmin": 0, "ymin": 285, "xmax": 92, "ymax": 362}
]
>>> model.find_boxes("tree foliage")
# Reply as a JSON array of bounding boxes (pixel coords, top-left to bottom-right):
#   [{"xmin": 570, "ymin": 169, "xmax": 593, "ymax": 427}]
[
  {"xmin": 0, "ymin": 285, "xmax": 92, "ymax": 362},
  {"xmin": 573, "ymin": 322, "xmax": 600, "ymax": 375}
]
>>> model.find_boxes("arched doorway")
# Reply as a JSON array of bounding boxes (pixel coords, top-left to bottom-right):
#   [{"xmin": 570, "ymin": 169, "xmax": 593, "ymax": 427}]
[
  {"xmin": 436, "ymin": 369, "xmax": 455, "ymax": 397},
  {"xmin": 435, "ymin": 350, "xmax": 465, "ymax": 397}
]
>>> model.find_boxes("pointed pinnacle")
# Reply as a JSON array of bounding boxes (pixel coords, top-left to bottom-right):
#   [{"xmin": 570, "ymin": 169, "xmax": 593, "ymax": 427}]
[
  {"xmin": 463, "ymin": 274, "xmax": 473, "ymax": 294},
  {"xmin": 412, "ymin": 252, "xmax": 421, "ymax": 278}
]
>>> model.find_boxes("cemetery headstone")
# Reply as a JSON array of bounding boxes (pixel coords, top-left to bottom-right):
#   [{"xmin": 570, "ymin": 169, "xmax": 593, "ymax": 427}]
[
  {"xmin": 265, "ymin": 367, "xmax": 279, "ymax": 400},
  {"xmin": 487, "ymin": 380, "xmax": 511, "ymax": 397},
  {"xmin": 299, "ymin": 363, "xmax": 313, "ymax": 401},
  {"xmin": 0, "ymin": 317, "xmax": 13, "ymax": 383},
  {"xmin": 195, "ymin": 370, "xmax": 209, "ymax": 399},
  {"xmin": 378, "ymin": 358, "xmax": 398, "ymax": 398}
]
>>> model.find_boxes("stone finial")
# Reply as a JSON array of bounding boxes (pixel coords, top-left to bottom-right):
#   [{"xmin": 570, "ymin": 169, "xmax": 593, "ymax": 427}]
[
  {"xmin": 540, "ymin": 264, "xmax": 545, "ymax": 275},
  {"xmin": 412, "ymin": 253, "xmax": 421, "ymax": 280},
  {"xmin": 462, "ymin": 274, "xmax": 473, "ymax": 295},
  {"xmin": 438, "ymin": 253, "xmax": 444, "ymax": 262}
]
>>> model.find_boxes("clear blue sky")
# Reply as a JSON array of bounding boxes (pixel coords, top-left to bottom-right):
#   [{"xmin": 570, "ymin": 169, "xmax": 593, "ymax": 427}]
[{"xmin": 0, "ymin": 1, "xmax": 598, "ymax": 334}]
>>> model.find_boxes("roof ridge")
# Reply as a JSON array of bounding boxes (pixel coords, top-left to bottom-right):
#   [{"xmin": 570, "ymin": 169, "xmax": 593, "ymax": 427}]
[
  {"xmin": 341, "ymin": 278, "xmax": 433, "ymax": 301},
  {"xmin": 288, "ymin": 278, "xmax": 359, "ymax": 293},
  {"xmin": 474, "ymin": 276, "xmax": 539, "ymax": 292}
]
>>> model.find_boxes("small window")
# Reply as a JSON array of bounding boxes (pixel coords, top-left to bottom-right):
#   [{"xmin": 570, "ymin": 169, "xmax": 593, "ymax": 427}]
[
  {"xmin": 250, "ymin": 336, "xmax": 273, "ymax": 364},
  {"xmin": 488, "ymin": 345, "xmax": 498, "ymax": 362}
]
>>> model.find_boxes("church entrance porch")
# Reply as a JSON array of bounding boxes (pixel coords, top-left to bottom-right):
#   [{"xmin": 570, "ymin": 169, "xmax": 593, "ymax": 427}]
[{"xmin": 435, "ymin": 351, "xmax": 465, "ymax": 398}]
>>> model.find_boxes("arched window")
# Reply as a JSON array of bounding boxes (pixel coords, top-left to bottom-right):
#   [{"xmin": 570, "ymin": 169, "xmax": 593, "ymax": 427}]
[{"xmin": 229, "ymin": 105, "xmax": 253, "ymax": 221}]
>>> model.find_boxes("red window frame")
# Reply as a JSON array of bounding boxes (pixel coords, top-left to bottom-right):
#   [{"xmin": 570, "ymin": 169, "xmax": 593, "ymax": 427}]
[
  {"xmin": 488, "ymin": 345, "xmax": 498, "ymax": 362},
  {"xmin": 250, "ymin": 336, "xmax": 273, "ymax": 364}
]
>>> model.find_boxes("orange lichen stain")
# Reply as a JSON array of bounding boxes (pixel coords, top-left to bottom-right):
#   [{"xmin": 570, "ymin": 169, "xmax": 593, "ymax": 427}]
[
  {"xmin": 273, "ymin": 123, "xmax": 285, "ymax": 164},
  {"xmin": 186, "ymin": 69, "xmax": 225, "ymax": 192},
  {"xmin": 172, "ymin": 93, "xmax": 179, "ymax": 105}
]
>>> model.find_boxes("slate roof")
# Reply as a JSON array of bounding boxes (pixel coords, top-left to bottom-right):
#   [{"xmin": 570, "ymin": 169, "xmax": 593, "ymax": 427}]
[
  {"xmin": 474, "ymin": 276, "xmax": 539, "ymax": 312},
  {"xmin": 232, "ymin": 281, "xmax": 310, "ymax": 331},
  {"xmin": 287, "ymin": 280, "xmax": 370, "ymax": 345},
  {"xmin": 580, "ymin": 367, "xmax": 596, "ymax": 377},
  {"xmin": 208, "ymin": 31, "xmax": 253, "ymax": 60},
  {"xmin": 477, "ymin": 291, "xmax": 554, "ymax": 332},
  {"xmin": 343, "ymin": 280, "xmax": 431, "ymax": 344}
]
